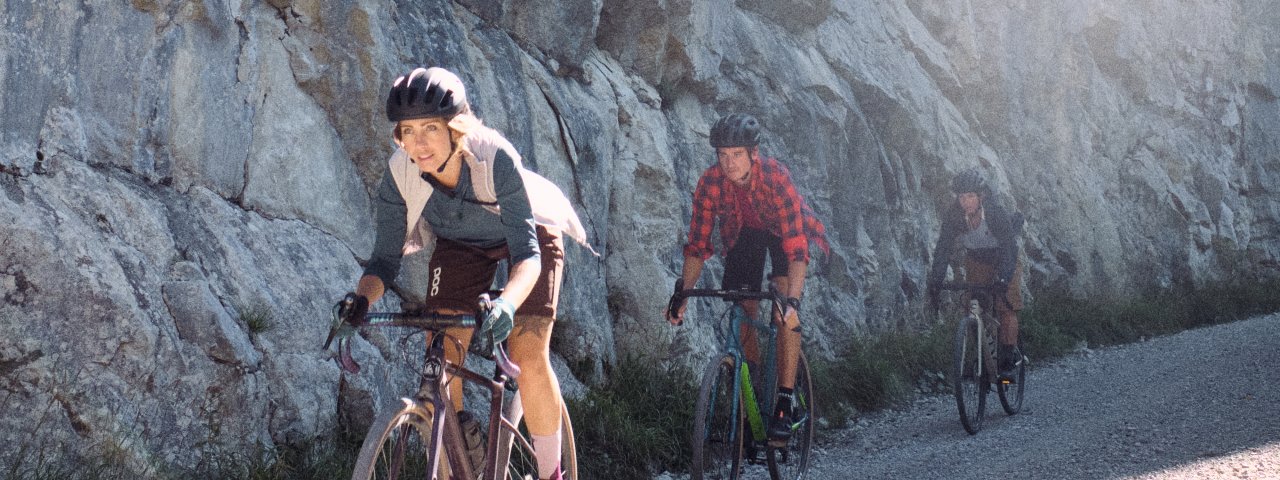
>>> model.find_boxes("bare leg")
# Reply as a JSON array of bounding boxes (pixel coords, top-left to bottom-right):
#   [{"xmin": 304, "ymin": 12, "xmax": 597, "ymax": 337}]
[
  {"xmin": 999, "ymin": 309, "xmax": 1019, "ymax": 346},
  {"xmin": 771, "ymin": 277, "xmax": 800, "ymax": 391},
  {"xmin": 739, "ymin": 300, "xmax": 762, "ymax": 366},
  {"xmin": 508, "ymin": 315, "xmax": 563, "ymax": 478},
  {"xmin": 443, "ymin": 326, "xmax": 474, "ymax": 413}
]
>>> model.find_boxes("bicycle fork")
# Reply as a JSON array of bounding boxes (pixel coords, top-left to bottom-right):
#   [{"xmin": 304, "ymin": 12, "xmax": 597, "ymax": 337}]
[{"xmin": 968, "ymin": 300, "xmax": 998, "ymax": 385}]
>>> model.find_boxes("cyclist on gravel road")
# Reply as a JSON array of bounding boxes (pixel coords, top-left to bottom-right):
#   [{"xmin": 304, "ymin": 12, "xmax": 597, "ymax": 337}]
[
  {"xmin": 338, "ymin": 66, "xmax": 591, "ymax": 480},
  {"xmin": 927, "ymin": 169, "xmax": 1025, "ymax": 381},
  {"xmin": 666, "ymin": 113, "xmax": 829, "ymax": 442}
]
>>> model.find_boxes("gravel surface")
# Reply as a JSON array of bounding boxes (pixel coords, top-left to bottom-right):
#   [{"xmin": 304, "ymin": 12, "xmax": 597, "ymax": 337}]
[
  {"xmin": 803, "ymin": 313, "xmax": 1280, "ymax": 479},
  {"xmin": 659, "ymin": 313, "xmax": 1280, "ymax": 480}
]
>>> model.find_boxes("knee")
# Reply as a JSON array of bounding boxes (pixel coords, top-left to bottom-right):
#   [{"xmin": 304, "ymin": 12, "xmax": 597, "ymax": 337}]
[{"xmin": 782, "ymin": 314, "xmax": 802, "ymax": 332}]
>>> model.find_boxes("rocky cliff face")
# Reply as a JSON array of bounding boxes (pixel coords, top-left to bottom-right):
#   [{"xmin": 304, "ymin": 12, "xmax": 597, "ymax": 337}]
[{"xmin": 2, "ymin": 0, "xmax": 1277, "ymax": 472}]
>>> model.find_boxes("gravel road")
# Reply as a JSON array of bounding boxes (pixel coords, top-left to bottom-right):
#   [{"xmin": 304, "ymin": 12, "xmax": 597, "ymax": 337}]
[
  {"xmin": 658, "ymin": 313, "xmax": 1280, "ymax": 480},
  {"xmin": 798, "ymin": 313, "xmax": 1280, "ymax": 479}
]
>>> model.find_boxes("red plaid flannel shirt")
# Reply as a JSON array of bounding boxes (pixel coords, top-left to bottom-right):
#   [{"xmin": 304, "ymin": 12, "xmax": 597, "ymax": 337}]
[{"xmin": 684, "ymin": 155, "xmax": 829, "ymax": 263}]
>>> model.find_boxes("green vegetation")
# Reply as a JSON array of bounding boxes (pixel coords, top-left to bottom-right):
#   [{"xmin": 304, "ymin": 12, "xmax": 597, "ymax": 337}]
[
  {"xmin": 568, "ymin": 354, "xmax": 699, "ymax": 480},
  {"xmin": 810, "ymin": 322, "xmax": 953, "ymax": 427},
  {"xmin": 239, "ymin": 305, "xmax": 275, "ymax": 335},
  {"xmin": 1022, "ymin": 277, "xmax": 1280, "ymax": 359}
]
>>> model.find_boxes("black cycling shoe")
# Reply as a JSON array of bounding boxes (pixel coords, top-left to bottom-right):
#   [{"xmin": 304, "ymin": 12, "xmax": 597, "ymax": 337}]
[
  {"xmin": 997, "ymin": 346, "xmax": 1021, "ymax": 383},
  {"xmin": 767, "ymin": 411, "xmax": 794, "ymax": 443}
]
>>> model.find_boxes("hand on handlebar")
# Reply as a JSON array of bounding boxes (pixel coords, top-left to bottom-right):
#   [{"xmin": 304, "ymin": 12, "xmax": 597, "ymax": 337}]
[
  {"xmin": 665, "ymin": 299, "xmax": 687, "ymax": 326},
  {"xmin": 477, "ymin": 294, "xmax": 521, "ymax": 379},
  {"xmin": 323, "ymin": 292, "xmax": 368, "ymax": 374},
  {"xmin": 665, "ymin": 278, "xmax": 686, "ymax": 326},
  {"xmin": 337, "ymin": 293, "xmax": 370, "ymax": 326},
  {"xmin": 477, "ymin": 295, "xmax": 516, "ymax": 347}
]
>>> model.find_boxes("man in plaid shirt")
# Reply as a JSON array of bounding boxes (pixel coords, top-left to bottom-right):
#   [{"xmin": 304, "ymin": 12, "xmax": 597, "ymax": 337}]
[{"xmin": 666, "ymin": 113, "xmax": 829, "ymax": 442}]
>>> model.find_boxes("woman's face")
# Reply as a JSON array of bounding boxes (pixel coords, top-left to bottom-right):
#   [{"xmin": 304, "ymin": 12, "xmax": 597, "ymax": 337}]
[
  {"xmin": 958, "ymin": 191, "xmax": 982, "ymax": 215},
  {"xmin": 396, "ymin": 117, "xmax": 453, "ymax": 173},
  {"xmin": 717, "ymin": 146, "xmax": 755, "ymax": 186}
]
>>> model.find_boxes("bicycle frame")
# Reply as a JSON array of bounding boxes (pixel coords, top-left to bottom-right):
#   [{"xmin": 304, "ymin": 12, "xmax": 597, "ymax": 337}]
[
  {"xmin": 728, "ymin": 304, "xmax": 781, "ymax": 444},
  {"xmin": 675, "ymin": 289, "xmax": 787, "ymax": 448},
  {"xmin": 344, "ymin": 311, "xmax": 538, "ymax": 480}
]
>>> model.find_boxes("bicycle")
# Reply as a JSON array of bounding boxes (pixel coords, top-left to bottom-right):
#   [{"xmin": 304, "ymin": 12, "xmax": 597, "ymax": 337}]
[
  {"xmin": 937, "ymin": 282, "xmax": 1026, "ymax": 435},
  {"xmin": 324, "ymin": 297, "xmax": 578, "ymax": 480},
  {"xmin": 668, "ymin": 287, "xmax": 814, "ymax": 480}
]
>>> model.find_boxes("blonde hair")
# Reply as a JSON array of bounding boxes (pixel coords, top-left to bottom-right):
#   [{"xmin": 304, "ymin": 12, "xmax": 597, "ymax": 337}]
[{"xmin": 391, "ymin": 109, "xmax": 482, "ymax": 143}]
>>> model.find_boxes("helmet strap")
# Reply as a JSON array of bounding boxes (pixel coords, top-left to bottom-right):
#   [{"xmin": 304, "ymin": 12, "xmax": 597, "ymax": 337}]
[{"xmin": 436, "ymin": 139, "xmax": 458, "ymax": 173}]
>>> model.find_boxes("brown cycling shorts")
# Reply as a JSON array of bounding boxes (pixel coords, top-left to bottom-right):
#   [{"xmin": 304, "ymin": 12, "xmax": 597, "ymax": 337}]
[
  {"xmin": 422, "ymin": 226, "xmax": 564, "ymax": 317},
  {"xmin": 962, "ymin": 255, "xmax": 1024, "ymax": 312}
]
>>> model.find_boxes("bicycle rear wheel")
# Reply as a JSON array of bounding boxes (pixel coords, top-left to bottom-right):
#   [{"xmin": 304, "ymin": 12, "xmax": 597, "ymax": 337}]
[
  {"xmin": 766, "ymin": 351, "xmax": 813, "ymax": 480},
  {"xmin": 692, "ymin": 353, "xmax": 745, "ymax": 480},
  {"xmin": 351, "ymin": 401, "xmax": 437, "ymax": 480},
  {"xmin": 998, "ymin": 336, "xmax": 1026, "ymax": 415},
  {"xmin": 953, "ymin": 316, "xmax": 987, "ymax": 435},
  {"xmin": 498, "ymin": 400, "xmax": 578, "ymax": 480}
]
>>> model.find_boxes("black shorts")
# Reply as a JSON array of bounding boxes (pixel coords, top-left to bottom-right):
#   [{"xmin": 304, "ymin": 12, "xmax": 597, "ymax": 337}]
[
  {"xmin": 721, "ymin": 227, "xmax": 787, "ymax": 292},
  {"xmin": 422, "ymin": 226, "xmax": 564, "ymax": 317}
]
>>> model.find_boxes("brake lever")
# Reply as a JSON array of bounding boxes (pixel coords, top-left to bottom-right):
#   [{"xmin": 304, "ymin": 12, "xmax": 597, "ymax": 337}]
[{"xmin": 492, "ymin": 342, "xmax": 521, "ymax": 379}]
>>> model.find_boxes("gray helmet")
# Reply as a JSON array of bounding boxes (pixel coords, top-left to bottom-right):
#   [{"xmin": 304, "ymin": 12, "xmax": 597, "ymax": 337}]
[
  {"xmin": 950, "ymin": 169, "xmax": 989, "ymax": 194},
  {"xmin": 385, "ymin": 67, "xmax": 468, "ymax": 122},
  {"xmin": 709, "ymin": 113, "xmax": 761, "ymax": 148}
]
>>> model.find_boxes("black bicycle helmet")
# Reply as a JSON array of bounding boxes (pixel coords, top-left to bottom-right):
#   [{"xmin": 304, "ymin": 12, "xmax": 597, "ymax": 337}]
[
  {"xmin": 709, "ymin": 113, "xmax": 762, "ymax": 148},
  {"xmin": 950, "ymin": 168, "xmax": 989, "ymax": 194},
  {"xmin": 385, "ymin": 67, "xmax": 468, "ymax": 122}
]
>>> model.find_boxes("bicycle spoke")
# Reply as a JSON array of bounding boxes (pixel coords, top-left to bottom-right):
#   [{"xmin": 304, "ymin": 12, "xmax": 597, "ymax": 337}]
[
  {"xmin": 353, "ymin": 405, "xmax": 435, "ymax": 480},
  {"xmin": 693, "ymin": 355, "xmax": 744, "ymax": 480},
  {"xmin": 767, "ymin": 352, "xmax": 813, "ymax": 480},
  {"xmin": 954, "ymin": 317, "xmax": 987, "ymax": 434}
]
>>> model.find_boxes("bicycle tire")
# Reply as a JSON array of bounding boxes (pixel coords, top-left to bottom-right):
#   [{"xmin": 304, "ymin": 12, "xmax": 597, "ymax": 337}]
[
  {"xmin": 497, "ymin": 401, "xmax": 578, "ymax": 480},
  {"xmin": 766, "ymin": 351, "xmax": 814, "ymax": 480},
  {"xmin": 692, "ymin": 353, "xmax": 745, "ymax": 480},
  {"xmin": 998, "ymin": 335, "xmax": 1026, "ymax": 415},
  {"xmin": 953, "ymin": 315, "xmax": 987, "ymax": 435},
  {"xmin": 351, "ymin": 402, "xmax": 436, "ymax": 480}
]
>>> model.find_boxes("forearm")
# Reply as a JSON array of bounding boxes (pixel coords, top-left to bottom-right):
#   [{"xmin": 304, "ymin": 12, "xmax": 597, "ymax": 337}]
[
  {"xmin": 680, "ymin": 255, "xmax": 706, "ymax": 290},
  {"xmin": 499, "ymin": 257, "xmax": 541, "ymax": 308},
  {"xmin": 784, "ymin": 260, "xmax": 807, "ymax": 301}
]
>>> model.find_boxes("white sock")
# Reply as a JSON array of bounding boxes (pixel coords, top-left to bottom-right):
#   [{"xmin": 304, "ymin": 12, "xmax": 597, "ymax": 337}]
[{"xmin": 531, "ymin": 431, "xmax": 562, "ymax": 478}]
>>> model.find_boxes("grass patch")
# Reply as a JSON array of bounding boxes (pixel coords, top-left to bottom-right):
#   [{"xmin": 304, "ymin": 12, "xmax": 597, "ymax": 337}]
[
  {"xmin": 567, "ymin": 353, "xmax": 698, "ymax": 480},
  {"xmin": 239, "ymin": 305, "xmax": 274, "ymax": 335},
  {"xmin": 1022, "ymin": 276, "xmax": 1280, "ymax": 357},
  {"xmin": 810, "ymin": 322, "xmax": 952, "ymax": 427}
]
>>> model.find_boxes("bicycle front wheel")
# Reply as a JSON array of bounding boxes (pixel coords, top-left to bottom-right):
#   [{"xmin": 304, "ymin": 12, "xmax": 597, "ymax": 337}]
[
  {"xmin": 998, "ymin": 335, "xmax": 1026, "ymax": 415},
  {"xmin": 352, "ymin": 401, "xmax": 437, "ymax": 480},
  {"xmin": 766, "ymin": 351, "xmax": 814, "ymax": 480},
  {"xmin": 953, "ymin": 316, "xmax": 987, "ymax": 435},
  {"xmin": 499, "ymin": 400, "xmax": 578, "ymax": 480},
  {"xmin": 692, "ymin": 353, "xmax": 744, "ymax": 480}
]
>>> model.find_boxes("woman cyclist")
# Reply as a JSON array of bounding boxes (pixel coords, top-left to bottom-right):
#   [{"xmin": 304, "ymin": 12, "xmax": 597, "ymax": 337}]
[{"xmin": 339, "ymin": 66, "xmax": 589, "ymax": 480}]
